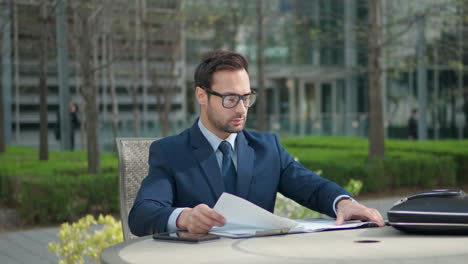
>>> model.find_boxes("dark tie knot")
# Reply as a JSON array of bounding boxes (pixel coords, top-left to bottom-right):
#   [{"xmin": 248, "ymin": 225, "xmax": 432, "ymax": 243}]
[{"xmin": 219, "ymin": 141, "xmax": 232, "ymax": 156}]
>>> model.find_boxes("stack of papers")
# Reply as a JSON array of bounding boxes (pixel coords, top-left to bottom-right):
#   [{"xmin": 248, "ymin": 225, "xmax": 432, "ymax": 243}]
[{"xmin": 210, "ymin": 193, "xmax": 374, "ymax": 238}]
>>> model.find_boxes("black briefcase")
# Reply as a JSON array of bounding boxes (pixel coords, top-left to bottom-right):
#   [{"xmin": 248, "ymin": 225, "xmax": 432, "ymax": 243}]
[{"xmin": 387, "ymin": 189, "xmax": 468, "ymax": 234}]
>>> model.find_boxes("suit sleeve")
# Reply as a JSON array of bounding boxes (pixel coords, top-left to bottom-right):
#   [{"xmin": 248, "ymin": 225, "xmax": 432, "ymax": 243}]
[
  {"xmin": 275, "ymin": 134, "xmax": 351, "ymax": 217},
  {"xmin": 128, "ymin": 141, "xmax": 177, "ymax": 236}
]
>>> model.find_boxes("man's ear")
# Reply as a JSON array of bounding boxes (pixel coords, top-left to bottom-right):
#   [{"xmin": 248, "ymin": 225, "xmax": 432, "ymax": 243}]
[{"xmin": 195, "ymin": 86, "xmax": 207, "ymax": 105}]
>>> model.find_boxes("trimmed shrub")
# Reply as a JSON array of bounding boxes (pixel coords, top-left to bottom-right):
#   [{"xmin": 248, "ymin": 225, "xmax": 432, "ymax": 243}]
[
  {"xmin": 282, "ymin": 136, "xmax": 468, "ymax": 183},
  {"xmin": 0, "ymin": 146, "xmax": 119, "ymax": 225},
  {"xmin": 19, "ymin": 171, "xmax": 118, "ymax": 224},
  {"xmin": 1, "ymin": 137, "xmax": 466, "ymax": 225},
  {"xmin": 284, "ymin": 138, "xmax": 461, "ymax": 193}
]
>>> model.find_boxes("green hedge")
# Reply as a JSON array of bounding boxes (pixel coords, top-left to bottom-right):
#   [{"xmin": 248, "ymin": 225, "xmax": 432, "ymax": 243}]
[
  {"xmin": 0, "ymin": 146, "xmax": 119, "ymax": 224},
  {"xmin": 282, "ymin": 137, "xmax": 465, "ymax": 192},
  {"xmin": 1, "ymin": 137, "xmax": 466, "ymax": 225}
]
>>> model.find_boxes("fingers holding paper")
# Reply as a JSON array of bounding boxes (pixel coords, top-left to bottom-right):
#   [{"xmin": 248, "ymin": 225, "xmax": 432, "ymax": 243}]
[
  {"xmin": 335, "ymin": 199, "xmax": 385, "ymax": 227},
  {"xmin": 176, "ymin": 204, "xmax": 226, "ymax": 233}
]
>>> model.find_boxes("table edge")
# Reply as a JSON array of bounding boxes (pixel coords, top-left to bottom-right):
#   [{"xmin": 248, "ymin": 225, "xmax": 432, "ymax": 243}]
[{"xmin": 101, "ymin": 236, "xmax": 150, "ymax": 264}]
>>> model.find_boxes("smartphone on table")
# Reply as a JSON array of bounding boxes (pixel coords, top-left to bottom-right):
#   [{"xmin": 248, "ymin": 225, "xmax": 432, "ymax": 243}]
[{"xmin": 153, "ymin": 231, "xmax": 220, "ymax": 243}]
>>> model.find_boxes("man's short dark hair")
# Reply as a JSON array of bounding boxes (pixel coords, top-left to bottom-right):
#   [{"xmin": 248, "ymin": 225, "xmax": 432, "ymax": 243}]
[
  {"xmin": 412, "ymin": 108, "xmax": 418, "ymax": 114},
  {"xmin": 194, "ymin": 50, "xmax": 249, "ymax": 90}
]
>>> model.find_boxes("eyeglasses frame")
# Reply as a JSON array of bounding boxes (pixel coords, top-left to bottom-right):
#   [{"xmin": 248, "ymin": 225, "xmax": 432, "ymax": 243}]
[{"xmin": 201, "ymin": 86, "xmax": 257, "ymax": 109}]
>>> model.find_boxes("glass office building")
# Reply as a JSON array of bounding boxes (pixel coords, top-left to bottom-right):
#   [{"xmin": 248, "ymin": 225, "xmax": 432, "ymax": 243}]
[{"xmin": 1, "ymin": 0, "xmax": 466, "ymax": 150}]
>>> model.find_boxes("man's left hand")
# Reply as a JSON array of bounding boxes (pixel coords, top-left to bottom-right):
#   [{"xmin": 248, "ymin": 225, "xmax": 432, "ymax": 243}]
[{"xmin": 335, "ymin": 199, "xmax": 385, "ymax": 227}]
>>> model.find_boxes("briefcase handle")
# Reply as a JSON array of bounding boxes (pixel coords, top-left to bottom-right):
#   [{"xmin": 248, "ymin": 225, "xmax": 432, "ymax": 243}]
[{"xmin": 393, "ymin": 189, "xmax": 465, "ymax": 207}]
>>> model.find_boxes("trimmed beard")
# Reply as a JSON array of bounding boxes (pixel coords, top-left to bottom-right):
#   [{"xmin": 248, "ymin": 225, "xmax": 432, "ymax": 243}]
[{"xmin": 206, "ymin": 102, "xmax": 246, "ymax": 134}]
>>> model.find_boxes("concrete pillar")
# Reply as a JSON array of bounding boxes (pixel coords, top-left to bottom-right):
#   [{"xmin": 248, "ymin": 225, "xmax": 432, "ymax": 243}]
[
  {"xmin": 271, "ymin": 79, "xmax": 281, "ymax": 131},
  {"xmin": 336, "ymin": 80, "xmax": 346, "ymax": 135},
  {"xmin": 381, "ymin": 0, "xmax": 388, "ymax": 138},
  {"xmin": 179, "ymin": 4, "xmax": 187, "ymax": 129},
  {"xmin": 101, "ymin": 35, "xmax": 108, "ymax": 127},
  {"xmin": 194, "ymin": 84, "xmax": 200, "ymax": 119},
  {"xmin": 288, "ymin": 79, "xmax": 296, "ymax": 135},
  {"xmin": 298, "ymin": 80, "xmax": 306, "ymax": 136},
  {"xmin": 56, "ymin": 0, "xmax": 71, "ymax": 150},
  {"xmin": 434, "ymin": 63, "xmax": 440, "ymax": 139},
  {"xmin": 312, "ymin": 0, "xmax": 320, "ymax": 66},
  {"xmin": 331, "ymin": 81, "xmax": 337, "ymax": 135},
  {"xmin": 1, "ymin": 7, "xmax": 12, "ymax": 145},
  {"xmin": 456, "ymin": 4, "xmax": 465, "ymax": 139},
  {"xmin": 416, "ymin": 17, "xmax": 428, "ymax": 140},
  {"xmin": 345, "ymin": 78, "xmax": 357, "ymax": 136},
  {"xmin": 344, "ymin": 0, "xmax": 357, "ymax": 136},
  {"xmin": 314, "ymin": 82, "xmax": 322, "ymax": 135},
  {"xmin": 141, "ymin": 0, "xmax": 149, "ymax": 135}
]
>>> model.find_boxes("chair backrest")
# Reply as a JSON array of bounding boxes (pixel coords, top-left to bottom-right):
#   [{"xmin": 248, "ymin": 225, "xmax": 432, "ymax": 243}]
[{"xmin": 116, "ymin": 137, "xmax": 158, "ymax": 240}]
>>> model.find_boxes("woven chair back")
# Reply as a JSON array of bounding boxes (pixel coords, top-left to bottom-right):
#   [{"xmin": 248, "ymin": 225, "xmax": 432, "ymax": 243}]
[{"xmin": 116, "ymin": 137, "xmax": 158, "ymax": 240}]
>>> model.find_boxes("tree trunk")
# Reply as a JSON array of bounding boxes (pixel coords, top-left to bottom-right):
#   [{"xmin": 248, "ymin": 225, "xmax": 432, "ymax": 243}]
[
  {"xmin": 0, "ymin": 6, "xmax": 8, "ymax": 153},
  {"xmin": 56, "ymin": 0, "xmax": 71, "ymax": 150},
  {"xmin": 433, "ymin": 48, "xmax": 440, "ymax": 139},
  {"xmin": 256, "ymin": 0, "xmax": 266, "ymax": 131},
  {"xmin": 109, "ymin": 35, "xmax": 119, "ymax": 151},
  {"xmin": 151, "ymin": 3, "xmax": 181, "ymax": 138},
  {"xmin": 73, "ymin": 9, "xmax": 86, "ymax": 149},
  {"xmin": 101, "ymin": 34, "xmax": 108, "ymax": 125},
  {"xmin": 456, "ymin": 3, "xmax": 464, "ymax": 139},
  {"xmin": 77, "ymin": 5, "xmax": 100, "ymax": 174},
  {"xmin": 141, "ymin": 0, "xmax": 149, "ymax": 135},
  {"xmin": 13, "ymin": 1, "xmax": 20, "ymax": 143},
  {"xmin": 152, "ymin": 61, "xmax": 172, "ymax": 138},
  {"xmin": 368, "ymin": 0, "xmax": 385, "ymax": 158},
  {"xmin": 92, "ymin": 25, "xmax": 99, "ymax": 133},
  {"xmin": 39, "ymin": 3, "xmax": 49, "ymax": 161},
  {"xmin": 132, "ymin": 0, "xmax": 141, "ymax": 137},
  {"xmin": 0, "ymin": 62, "xmax": 4, "ymax": 153}
]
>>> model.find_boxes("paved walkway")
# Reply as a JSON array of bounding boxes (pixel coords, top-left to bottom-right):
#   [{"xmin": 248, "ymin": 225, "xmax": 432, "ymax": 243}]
[
  {"xmin": 0, "ymin": 227, "xmax": 60, "ymax": 264},
  {"xmin": 0, "ymin": 197, "xmax": 399, "ymax": 264}
]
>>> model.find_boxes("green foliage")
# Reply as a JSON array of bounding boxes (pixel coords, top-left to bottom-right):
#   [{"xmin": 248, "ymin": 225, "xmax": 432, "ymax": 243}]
[
  {"xmin": 275, "ymin": 193, "xmax": 321, "ymax": 219},
  {"xmin": 344, "ymin": 179, "xmax": 363, "ymax": 197},
  {"xmin": 2, "ymin": 137, "xmax": 466, "ymax": 225},
  {"xmin": 48, "ymin": 214, "xmax": 123, "ymax": 264},
  {"xmin": 282, "ymin": 137, "xmax": 465, "ymax": 193},
  {"xmin": 275, "ymin": 178, "xmax": 363, "ymax": 220},
  {"xmin": 0, "ymin": 146, "xmax": 118, "ymax": 224}
]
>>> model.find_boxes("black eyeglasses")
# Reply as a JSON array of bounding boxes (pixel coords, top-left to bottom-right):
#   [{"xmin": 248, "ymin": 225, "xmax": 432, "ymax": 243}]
[{"xmin": 202, "ymin": 87, "xmax": 257, "ymax": 109}]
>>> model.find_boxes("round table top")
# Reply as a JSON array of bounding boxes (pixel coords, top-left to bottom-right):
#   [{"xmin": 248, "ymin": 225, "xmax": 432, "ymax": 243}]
[{"xmin": 101, "ymin": 226, "xmax": 468, "ymax": 264}]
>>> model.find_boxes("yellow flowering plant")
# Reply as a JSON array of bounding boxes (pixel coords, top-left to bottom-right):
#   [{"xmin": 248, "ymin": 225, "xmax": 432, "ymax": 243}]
[{"xmin": 48, "ymin": 214, "xmax": 123, "ymax": 264}]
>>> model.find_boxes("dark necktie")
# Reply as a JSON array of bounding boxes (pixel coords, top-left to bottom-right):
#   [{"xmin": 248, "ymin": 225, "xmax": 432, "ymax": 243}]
[{"xmin": 219, "ymin": 141, "xmax": 237, "ymax": 194}]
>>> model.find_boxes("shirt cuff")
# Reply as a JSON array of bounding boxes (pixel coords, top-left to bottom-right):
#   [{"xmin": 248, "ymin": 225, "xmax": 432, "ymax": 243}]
[
  {"xmin": 333, "ymin": 195, "xmax": 355, "ymax": 216},
  {"xmin": 167, "ymin": 208, "xmax": 187, "ymax": 232}
]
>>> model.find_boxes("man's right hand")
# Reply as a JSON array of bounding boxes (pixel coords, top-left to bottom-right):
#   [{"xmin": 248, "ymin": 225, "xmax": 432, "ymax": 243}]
[{"xmin": 176, "ymin": 204, "xmax": 226, "ymax": 233}]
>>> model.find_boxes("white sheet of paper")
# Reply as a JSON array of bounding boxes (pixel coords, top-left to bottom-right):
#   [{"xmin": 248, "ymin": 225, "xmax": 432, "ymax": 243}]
[
  {"xmin": 213, "ymin": 192, "xmax": 298, "ymax": 229},
  {"xmin": 211, "ymin": 193, "xmax": 374, "ymax": 237}
]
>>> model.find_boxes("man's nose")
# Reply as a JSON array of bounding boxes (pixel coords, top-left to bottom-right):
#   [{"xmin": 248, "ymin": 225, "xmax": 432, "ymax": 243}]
[{"xmin": 233, "ymin": 99, "xmax": 248, "ymax": 113}]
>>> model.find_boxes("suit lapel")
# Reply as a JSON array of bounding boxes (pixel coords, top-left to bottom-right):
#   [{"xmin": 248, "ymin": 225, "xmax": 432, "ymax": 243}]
[
  {"xmin": 189, "ymin": 122, "xmax": 225, "ymax": 199},
  {"xmin": 236, "ymin": 131, "xmax": 254, "ymax": 199}
]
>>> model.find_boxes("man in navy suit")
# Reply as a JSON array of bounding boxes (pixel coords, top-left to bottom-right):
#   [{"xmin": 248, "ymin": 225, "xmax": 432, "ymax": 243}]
[{"xmin": 129, "ymin": 50, "xmax": 384, "ymax": 236}]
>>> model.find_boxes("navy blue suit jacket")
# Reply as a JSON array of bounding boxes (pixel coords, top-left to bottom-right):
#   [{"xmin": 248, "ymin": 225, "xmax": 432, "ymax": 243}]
[{"xmin": 128, "ymin": 121, "xmax": 350, "ymax": 236}]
